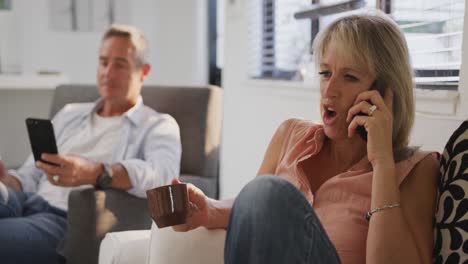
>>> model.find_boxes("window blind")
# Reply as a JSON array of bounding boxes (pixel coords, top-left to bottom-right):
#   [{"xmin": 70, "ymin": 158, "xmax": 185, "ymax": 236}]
[
  {"xmin": 249, "ymin": 0, "xmax": 311, "ymax": 79},
  {"xmin": 393, "ymin": 0, "xmax": 465, "ymax": 90},
  {"xmin": 0, "ymin": 0, "xmax": 11, "ymax": 9},
  {"xmin": 249, "ymin": 0, "xmax": 465, "ymax": 91}
]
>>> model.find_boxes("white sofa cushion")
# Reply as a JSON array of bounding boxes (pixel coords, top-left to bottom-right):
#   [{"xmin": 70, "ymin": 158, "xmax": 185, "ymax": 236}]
[
  {"xmin": 147, "ymin": 223, "xmax": 226, "ymax": 264},
  {"xmin": 99, "ymin": 230, "xmax": 151, "ymax": 264}
]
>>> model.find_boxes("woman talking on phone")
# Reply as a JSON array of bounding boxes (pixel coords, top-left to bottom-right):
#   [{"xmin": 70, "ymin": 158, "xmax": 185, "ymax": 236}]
[{"xmin": 173, "ymin": 11, "xmax": 439, "ymax": 264}]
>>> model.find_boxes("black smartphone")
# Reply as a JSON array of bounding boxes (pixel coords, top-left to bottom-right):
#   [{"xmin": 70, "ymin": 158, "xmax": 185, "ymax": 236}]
[
  {"xmin": 355, "ymin": 80, "xmax": 386, "ymax": 141},
  {"xmin": 25, "ymin": 118, "xmax": 59, "ymax": 166}
]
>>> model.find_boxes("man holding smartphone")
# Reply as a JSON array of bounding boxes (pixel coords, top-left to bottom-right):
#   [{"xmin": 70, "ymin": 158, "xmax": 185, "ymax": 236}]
[{"xmin": 0, "ymin": 25, "xmax": 181, "ymax": 264}]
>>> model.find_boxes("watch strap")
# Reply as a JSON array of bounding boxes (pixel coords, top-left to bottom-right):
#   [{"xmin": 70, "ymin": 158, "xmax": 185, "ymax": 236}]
[{"xmin": 96, "ymin": 163, "xmax": 113, "ymax": 189}]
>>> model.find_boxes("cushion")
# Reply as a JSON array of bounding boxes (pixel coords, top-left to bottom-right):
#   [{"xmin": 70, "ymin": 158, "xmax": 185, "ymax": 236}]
[
  {"xmin": 147, "ymin": 223, "xmax": 226, "ymax": 264},
  {"xmin": 433, "ymin": 120, "xmax": 468, "ymax": 263},
  {"xmin": 99, "ymin": 230, "xmax": 151, "ymax": 264}
]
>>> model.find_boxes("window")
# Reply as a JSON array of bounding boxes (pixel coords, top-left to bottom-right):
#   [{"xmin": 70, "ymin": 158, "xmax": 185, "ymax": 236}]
[
  {"xmin": 209, "ymin": 0, "xmax": 223, "ymax": 86},
  {"xmin": 392, "ymin": 0, "xmax": 464, "ymax": 91},
  {"xmin": 250, "ymin": 0, "xmax": 465, "ymax": 91},
  {"xmin": 0, "ymin": 0, "xmax": 11, "ymax": 9},
  {"xmin": 48, "ymin": 0, "xmax": 130, "ymax": 32},
  {"xmin": 248, "ymin": 0, "xmax": 311, "ymax": 80}
]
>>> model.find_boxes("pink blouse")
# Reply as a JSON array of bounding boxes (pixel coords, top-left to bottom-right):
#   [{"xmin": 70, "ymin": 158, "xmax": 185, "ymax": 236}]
[{"xmin": 274, "ymin": 119, "xmax": 436, "ymax": 264}]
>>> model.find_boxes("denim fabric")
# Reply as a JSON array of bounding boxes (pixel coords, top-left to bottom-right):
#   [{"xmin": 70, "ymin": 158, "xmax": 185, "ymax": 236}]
[
  {"xmin": 225, "ymin": 175, "xmax": 341, "ymax": 264},
  {"xmin": 0, "ymin": 187, "xmax": 66, "ymax": 264}
]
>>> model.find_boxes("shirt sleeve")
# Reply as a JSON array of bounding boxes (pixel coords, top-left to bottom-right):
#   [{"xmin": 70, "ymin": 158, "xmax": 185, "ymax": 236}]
[{"xmin": 119, "ymin": 115, "xmax": 182, "ymax": 198}]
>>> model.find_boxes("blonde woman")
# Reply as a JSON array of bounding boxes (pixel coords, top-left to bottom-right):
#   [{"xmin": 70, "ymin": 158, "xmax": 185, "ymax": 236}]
[{"xmin": 174, "ymin": 11, "xmax": 439, "ymax": 264}]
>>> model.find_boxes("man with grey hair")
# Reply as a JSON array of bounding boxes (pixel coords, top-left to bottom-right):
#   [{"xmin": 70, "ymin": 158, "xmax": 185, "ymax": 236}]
[{"xmin": 0, "ymin": 24, "xmax": 181, "ymax": 263}]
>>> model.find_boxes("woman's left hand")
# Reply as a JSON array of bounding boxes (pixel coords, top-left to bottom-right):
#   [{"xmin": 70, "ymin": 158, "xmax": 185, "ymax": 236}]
[{"xmin": 347, "ymin": 89, "xmax": 394, "ymax": 167}]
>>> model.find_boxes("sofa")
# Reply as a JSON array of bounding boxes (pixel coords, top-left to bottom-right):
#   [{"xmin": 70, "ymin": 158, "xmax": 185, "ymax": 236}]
[
  {"xmin": 99, "ymin": 120, "xmax": 468, "ymax": 264},
  {"xmin": 49, "ymin": 84, "xmax": 223, "ymax": 264},
  {"xmin": 99, "ymin": 224, "xmax": 226, "ymax": 264}
]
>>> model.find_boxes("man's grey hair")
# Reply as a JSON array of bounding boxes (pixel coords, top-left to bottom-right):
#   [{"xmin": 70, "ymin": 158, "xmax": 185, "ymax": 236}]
[{"xmin": 102, "ymin": 24, "xmax": 149, "ymax": 68}]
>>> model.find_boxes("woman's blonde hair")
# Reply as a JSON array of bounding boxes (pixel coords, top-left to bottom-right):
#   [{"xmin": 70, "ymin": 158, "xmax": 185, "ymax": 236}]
[{"xmin": 313, "ymin": 11, "xmax": 415, "ymax": 160}]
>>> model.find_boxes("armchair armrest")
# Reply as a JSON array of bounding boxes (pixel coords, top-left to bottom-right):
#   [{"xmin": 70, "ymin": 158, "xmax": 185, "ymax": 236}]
[{"xmin": 63, "ymin": 188, "xmax": 152, "ymax": 264}]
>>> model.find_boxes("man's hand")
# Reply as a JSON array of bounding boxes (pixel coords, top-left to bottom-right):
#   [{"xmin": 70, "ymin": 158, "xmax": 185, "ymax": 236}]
[
  {"xmin": 36, "ymin": 153, "xmax": 103, "ymax": 187},
  {"xmin": 0, "ymin": 160, "xmax": 8, "ymax": 184},
  {"xmin": 0, "ymin": 159, "xmax": 22, "ymax": 192},
  {"xmin": 0, "ymin": 159, "xmax": 9, "ymax": 203},
  {"xmin": 0, "ymin": 159, "xmax": 8, "ymax": 182}
]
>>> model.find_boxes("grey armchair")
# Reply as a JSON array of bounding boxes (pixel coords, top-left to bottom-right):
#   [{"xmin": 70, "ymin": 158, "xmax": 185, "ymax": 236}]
[{"xmin": 49, "ymin": 84, "xmax": 222, "ymax": 264}]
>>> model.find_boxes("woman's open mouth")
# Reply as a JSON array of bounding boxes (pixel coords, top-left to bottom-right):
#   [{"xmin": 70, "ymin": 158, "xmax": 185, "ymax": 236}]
[{"xmin": 323, "ymin": 106, "xmax": 338, "ymax": 125}]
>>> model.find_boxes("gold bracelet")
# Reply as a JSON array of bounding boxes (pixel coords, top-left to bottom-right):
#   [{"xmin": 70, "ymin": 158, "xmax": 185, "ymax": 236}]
[{"xmin": 365, "ymin": 203, "xmax": 400, "ymax": 221}]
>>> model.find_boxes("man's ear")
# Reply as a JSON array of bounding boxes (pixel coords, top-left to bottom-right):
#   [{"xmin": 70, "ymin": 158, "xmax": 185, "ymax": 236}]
[{"xmin": 140, "ymin": 64, "xmax": 151, "ymax": 81}]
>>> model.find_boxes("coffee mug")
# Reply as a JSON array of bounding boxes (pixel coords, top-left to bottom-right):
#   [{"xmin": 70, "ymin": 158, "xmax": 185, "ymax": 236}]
[{"xmin": 146, "ymin": 183, "xmax": 189, "ymax": 228}]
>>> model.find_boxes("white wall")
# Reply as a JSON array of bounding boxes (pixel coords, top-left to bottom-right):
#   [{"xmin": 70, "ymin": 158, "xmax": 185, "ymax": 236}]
[
  {"xmin": 219, "ymin": 0, "xmax": 468, "ymax": 198},
  {"xmin": 6, "ymin": 0, "xmax": 208, "ymax": 85},
  {"xmin": 149, "ymin": 0, "xmax": 208, "ymax": 85}
]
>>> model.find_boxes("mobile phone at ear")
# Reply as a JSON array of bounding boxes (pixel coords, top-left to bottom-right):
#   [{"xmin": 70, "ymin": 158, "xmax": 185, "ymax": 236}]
[
  {"xmin": 355, "ymin": 80, "xmax": 386, "ymax": 141},
  {"xmin": 25, "ymin": 118, "xmax": 59, "ymax": 166}
]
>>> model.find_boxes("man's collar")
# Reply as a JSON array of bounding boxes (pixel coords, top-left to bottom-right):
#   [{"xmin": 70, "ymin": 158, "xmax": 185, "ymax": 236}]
[
  {"xmin": 123, "ymin": 96, "xmax": 145, "ymax": 126},
  {"xmin": 83, "ymin": 96, "xmax": 145, "ymax": 126}
]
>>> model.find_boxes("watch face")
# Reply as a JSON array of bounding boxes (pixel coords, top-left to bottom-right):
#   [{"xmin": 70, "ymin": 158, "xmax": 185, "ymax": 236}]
[
  {"xmin": 98, "ymin": 174, "xmax": 112, "ymax": 189},
  {"xmin": 97, "ymin": 164, "xmax": 113, "ymax": 189}
]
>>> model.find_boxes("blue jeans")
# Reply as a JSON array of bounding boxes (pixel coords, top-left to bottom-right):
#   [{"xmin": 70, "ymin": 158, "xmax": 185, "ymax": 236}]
[
  {"xmin": 0, "ymin": 187, "xmax": 67, "ymax": 264},
  {"xmin": 225, "ymin": 175, "xmax": 341, "ymax": 264}
]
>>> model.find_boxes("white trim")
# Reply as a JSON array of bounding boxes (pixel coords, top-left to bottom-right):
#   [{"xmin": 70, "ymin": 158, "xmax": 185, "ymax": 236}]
[
  {"xmin": 414, "ymin": 88, "xmax": 459, "ymax": 100},
  {"xmin": 415, "ymin": 111, "xmax": 466, "ymax": 121},
  {"xmin": 244, "ymin": 78, "xmax": 319, "ymax": 99},
  {"xmin": 244, "ymin": 78, "xmax": 314, "ymax": 91},
  {"xmin": 246, "ymin": 78, "xmax": 465, "ymax": 117},
  {"xmin": 414, "ymin": 76, "xmax": 459, "ymax": 83},
  {"xmin": 0, "ymin": 74, "xmax": 68, "ymax": 90},
  {"xmin": 414, "ymin": 88, "xmax": 459, "ymax": 116}
]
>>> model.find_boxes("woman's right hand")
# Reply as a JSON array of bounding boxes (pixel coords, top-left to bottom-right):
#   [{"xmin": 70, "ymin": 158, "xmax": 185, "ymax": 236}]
[{"xmin": 172, "ymin": 178, "xmax": 210, "ymax": 232}]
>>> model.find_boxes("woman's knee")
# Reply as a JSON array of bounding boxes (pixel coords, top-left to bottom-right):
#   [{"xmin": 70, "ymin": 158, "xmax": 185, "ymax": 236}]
[{"xmin": 234, "ymin": 175, "xmax": 301, "ymax": 212}]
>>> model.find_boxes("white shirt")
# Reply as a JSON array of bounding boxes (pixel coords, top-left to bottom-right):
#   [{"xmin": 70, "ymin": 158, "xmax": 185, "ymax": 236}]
[
  {"xmin": 60, "ymin": 113, "xmax": 123, "ymax": 162},
  {"xmin": 10, "ymin": 97, "xmax": 181, "ymax": 211},
  {"xmin": 36, "ymin": 113, "xmax": 124, "ymax": 209}
]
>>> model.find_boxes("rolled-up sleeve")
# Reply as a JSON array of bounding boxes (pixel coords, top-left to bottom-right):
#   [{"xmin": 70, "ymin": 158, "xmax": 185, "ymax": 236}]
[{"xmin": 120, "ymin": 115, "xmax": 181, "ymax": 198}]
